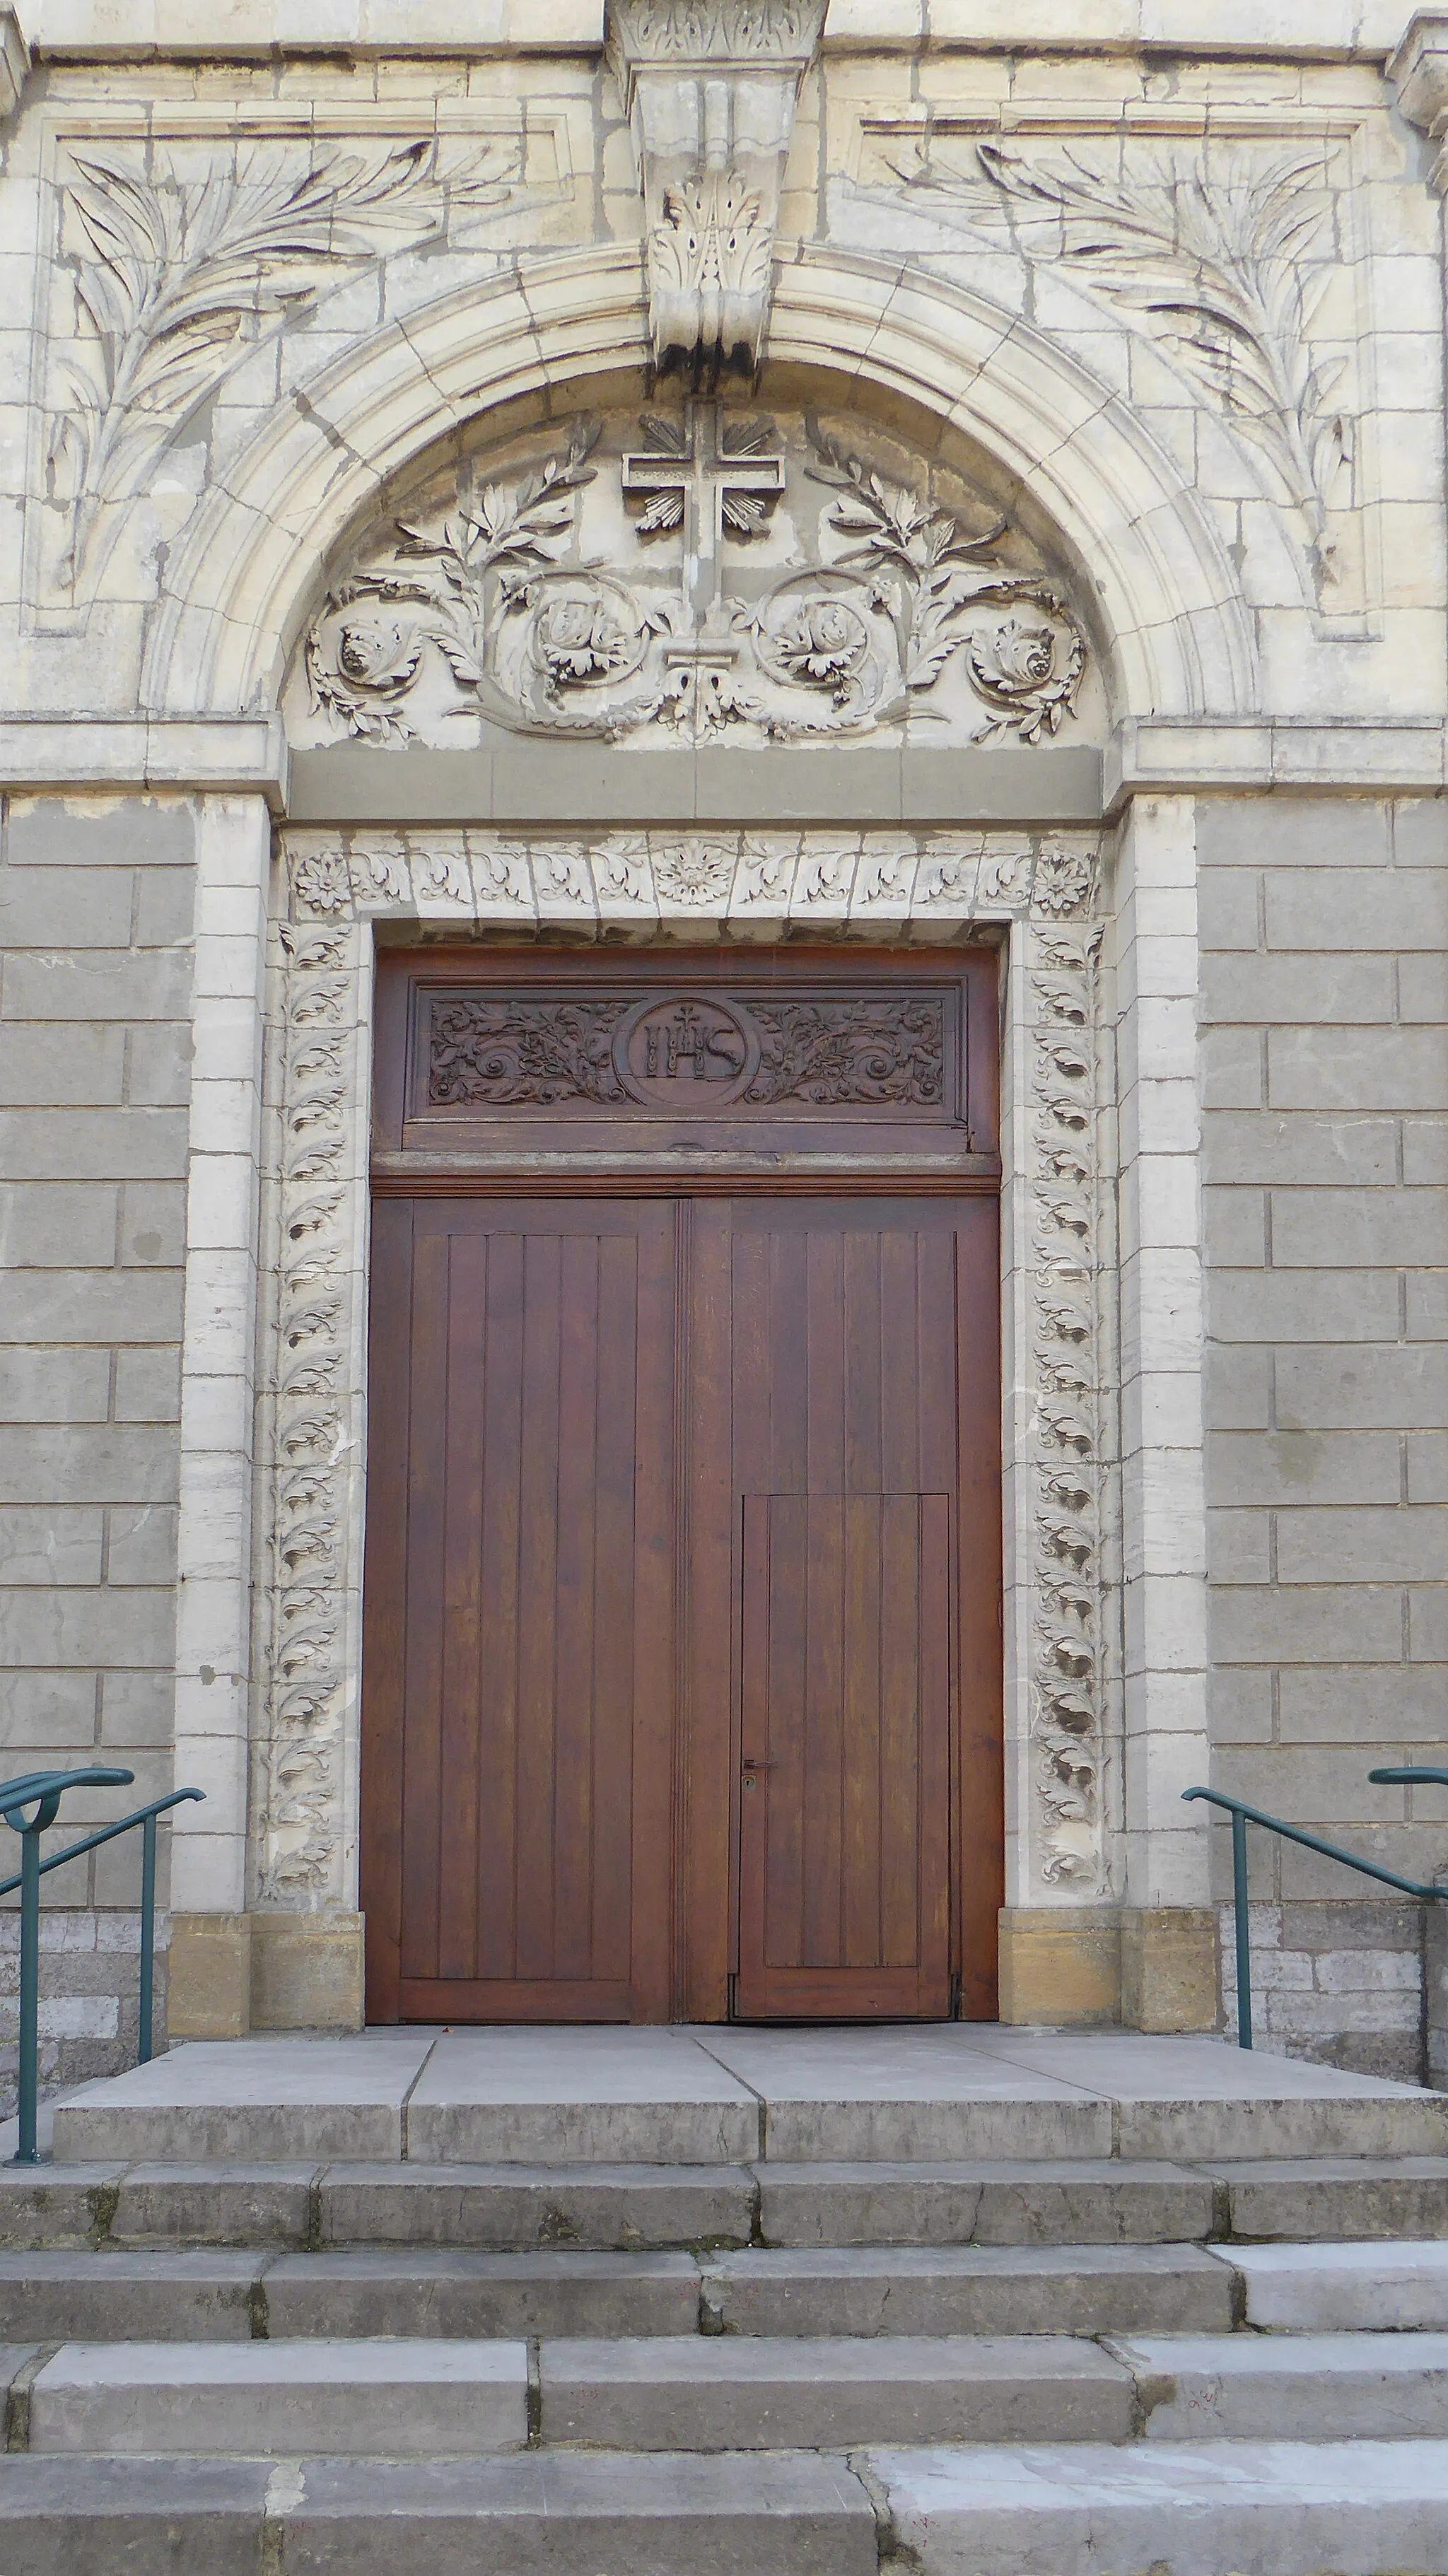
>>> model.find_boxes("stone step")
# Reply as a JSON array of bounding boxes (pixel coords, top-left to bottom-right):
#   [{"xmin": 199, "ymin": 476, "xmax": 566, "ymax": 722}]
[
  {"xmin": 1229, "ymin": 2240, "xmax": 1448, "ymax": 2330},
  {"xmin": 1108, "ymin": 2330, "xmax": 1448, "ymax": 2440},
  {"xmin": 7, "ymin": 2152, "xmax": 1448, "ymax": 2252},
  {"xmin": 0, "ymin": 2449, "xmax": 879, "ymax": 2576},
  {"xmin": 23, "ymin": 2338, "xmax": 529, "ymax": 2458},
  {"xmin": 539, "ymin": 2331, "xmax": 1133, "ymax": 2449},
  {"xmin": 49, "ymin": 2029, "xmax": 1448, "ymax": 2170},
  {"xmin": 697, "ymin": 2244, "xmax": 1237, "ymax": 2336},
  {"xmin": 0, "ymin": 2241, "xmax": 1238, "ymax": 2342},
  {"xmin": 872, "ymin": 2437, "xmax": 1448, "ymax": 2576}
]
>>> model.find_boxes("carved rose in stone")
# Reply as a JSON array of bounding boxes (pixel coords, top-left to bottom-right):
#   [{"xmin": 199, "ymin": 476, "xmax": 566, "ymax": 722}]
[
  {"xmin": 770, "ymin": 597, "xmax": 869, "ymax": 696},
  {"xmin": 534, "ymin": 593, "xmax": 638, "ymax": 691},
  {"xmin": 653, "ymin": 840, "xmax": 736, "ymax": 903},
  {"xmin": 969, "ymin": 616, "xmax": 1085, "ymax": 745},
  {"xmin": 290, "ymin": 849, "xmax": 353, "ymax": 920}
]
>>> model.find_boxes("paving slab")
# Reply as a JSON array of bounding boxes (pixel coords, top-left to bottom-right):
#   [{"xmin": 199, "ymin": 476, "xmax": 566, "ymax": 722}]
[
  {"xmin": 270, "ymin": 2449, "xmax": 878, "ymax": 2576},
  {"xmin": 28, "ymin": 2337, "xmax": 529, "ymax": 2457},
  {"xmin": 1217, "ymin": 2239, "xmax": 1448, "ymax": 2329},
  {"xmin": 701, "ymin": 2242, "xmax": 1234, "ymax": 2336},
  {"xmin": 50, "ymin": 2036, "xmax": 436, "ymax": 2165},
  {"xmin": 317, "ymin": 2161, "xmax": 756, "ymax": 2249},
  {"xmin": 699, "ymin": 2027, "xmax": 1112, "ymax": 2160},
  {"xmin": 1107, "ymin": 2329, "xmax": 1448, "ymax": 2440},
  {"xmin": 110, "ymin": 2164, "xmax": 318, "ymax": 2247},
  {"xmin": 870, "ymin": 2437, "xmax": 1448, "ymax": 2576},
  {"xmin": 757, "ymin": 2158, "xmax": 1213, "ymax": 2247},
  {"xmin": 258, "ymin": 2248, "xmax": 702, "ymax": 2338},
  {"xmin": 405, "ymin": 2029, "xmax": 761, "ymax": 2165},
  {"xmin": 0, "ymin": 2251, "xmax": 260, "ymax": 2342},
  {"xmin": 0, "ymin": 2455, "xmax": 269, "ymax": 2576},
  {"xmin": 539, "ymin": 2331, "xmax": 1134, "ymax": 2448},
  {"xmin": 1207, "ymin": 2155, "xmax": 1448, "ymax": 2242}
]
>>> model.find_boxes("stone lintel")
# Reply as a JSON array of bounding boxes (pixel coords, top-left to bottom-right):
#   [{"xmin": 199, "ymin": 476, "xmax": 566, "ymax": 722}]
[
  {"xmin": 1389, "ymin": 13, "xmax": 1448, "ymax": 136},
  {"xmin": 28, "ymin": 3, "xmax": 606, "ymax": 59},
  {"xmin": 286, "ymin": 742, "xmax": 1104, "ymax": 827},
  {"xmin": 1106, "ymin": 717, "xmax": 1448, "ymax": 809}
]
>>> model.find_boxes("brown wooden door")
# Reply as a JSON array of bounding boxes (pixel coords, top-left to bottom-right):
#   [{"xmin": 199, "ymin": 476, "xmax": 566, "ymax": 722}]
[
  {"xmin": 361, "ymin": 1197, "xmax": 677, "ymax": 2022},
  {"xmin": 737, "ymin": 1491, "xmax": 952, "ymax": 2017},
  {"xmin": 683, "ymin": 1197, "xmax": 1001, "ymax": 2021}
]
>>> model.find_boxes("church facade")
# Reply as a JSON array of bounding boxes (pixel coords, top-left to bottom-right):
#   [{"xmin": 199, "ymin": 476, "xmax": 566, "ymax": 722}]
[{"xmin": 3, "ymin": 0, "xmax": 1448, "ymax": 2103}]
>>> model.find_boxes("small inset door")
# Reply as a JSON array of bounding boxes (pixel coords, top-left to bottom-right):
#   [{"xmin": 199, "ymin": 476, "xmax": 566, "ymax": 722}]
[{"xmin": 737, "ymin": 1492, "xmax": 952, "ymax": 2018}]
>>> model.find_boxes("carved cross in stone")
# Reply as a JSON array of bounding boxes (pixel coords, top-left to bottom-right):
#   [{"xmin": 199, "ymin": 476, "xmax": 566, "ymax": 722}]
[{"xmin": 622, "ymin": 402, "xmax": 783, "ymax": 618}]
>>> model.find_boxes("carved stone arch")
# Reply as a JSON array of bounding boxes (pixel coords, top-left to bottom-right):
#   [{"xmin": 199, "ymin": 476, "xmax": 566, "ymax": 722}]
[{"xmin": 141, "ymin": 243, "xmax": 1256, "ymax": 725}]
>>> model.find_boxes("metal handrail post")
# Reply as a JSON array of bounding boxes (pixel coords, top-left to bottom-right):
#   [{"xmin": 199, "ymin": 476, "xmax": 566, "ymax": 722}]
[
  {"xmin": 139, "ymin": 1812, "xmax": 158, "ymax": 2065},
  {"xmin": 15, "ymin": 1814, "xmax": 41, "ymax": 2164},
  {"xmin": 1232, "ymin": 1807, "xmax": 1252, "ymax": 2051}
]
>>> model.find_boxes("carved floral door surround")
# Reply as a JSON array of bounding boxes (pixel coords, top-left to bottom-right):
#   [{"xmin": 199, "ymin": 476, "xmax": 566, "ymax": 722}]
[{"xmin": 249, "ymin": 823, "xmax": 1119, "ymax": 1948}]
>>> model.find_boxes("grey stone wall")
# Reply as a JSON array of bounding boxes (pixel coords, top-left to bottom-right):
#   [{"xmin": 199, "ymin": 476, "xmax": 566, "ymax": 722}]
[
  {"xmin": 1200, "ymin": 792, "xmax": 1448, "ymax": 2080},
  {"xmin": 0, "ymin": 794, "xmax": 194, "ymax": 2112}
]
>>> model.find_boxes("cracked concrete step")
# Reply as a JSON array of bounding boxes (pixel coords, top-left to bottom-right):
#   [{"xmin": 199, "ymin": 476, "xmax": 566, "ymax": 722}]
[
  {"xmin": 539, "ymin": 2331, "xmax": 1134, "ymax": 2448},
  {"xmin": 0, "ymin": 2249, "xmax": 702, "ymax": 2341},
  {"xmin": 1207, "ymin": 2157, "xmax": 1448, "ymax": 2243},
  {"xmin": 700, "ymin": 2243, "xmax": 1237, "ymax": 2335},
  {"xmin": 1223, "ymin": 2240, "xmax": 1448, "ymax": 2329},
  {"xmin": 7, "ymin": 2154, "xmax": 1448, "ymax": 2252},
  {"xmin": 872, "ymin": 2437, "xmax": 1448, "ymax": 2576},
  {"xmin": 1107, "ymin": 2330, "xmax": 1448, "ymax": 2440},
  {"xmin": 23, "ymin": 2338, "xmax": 529, "ymax": 2458},
  {"xmin": 0, "ymin": 2449, "xmax": 879, "ymax": 2576}
]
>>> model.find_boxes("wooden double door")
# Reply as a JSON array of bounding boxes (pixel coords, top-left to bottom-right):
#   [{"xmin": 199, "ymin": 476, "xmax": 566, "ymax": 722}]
[{"xmin": 361, "ymin": 954, "xmax": 1002, "ymax": 2024}]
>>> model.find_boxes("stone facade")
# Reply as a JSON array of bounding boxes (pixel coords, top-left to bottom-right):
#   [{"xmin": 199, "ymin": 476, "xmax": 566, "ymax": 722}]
[{"xmin": 1, "ymin": 0, "xmax": 1447, "ymax": 2095}]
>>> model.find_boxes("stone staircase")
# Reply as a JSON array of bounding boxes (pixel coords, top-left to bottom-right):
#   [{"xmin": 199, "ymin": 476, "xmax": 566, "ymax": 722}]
[{"xmin": 1, "ymin": 2028, "xmax": 1447, "ymax": 2570}]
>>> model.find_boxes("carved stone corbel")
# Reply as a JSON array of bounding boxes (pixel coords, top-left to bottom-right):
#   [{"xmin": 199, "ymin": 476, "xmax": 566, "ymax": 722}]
[
  {"xmin": 1390, "ymin": 13, "xmax": 1448, "ymax": 188},
  {"xmin": 607, "ymin": 0, "xmax": 827, "ymax": 380}
]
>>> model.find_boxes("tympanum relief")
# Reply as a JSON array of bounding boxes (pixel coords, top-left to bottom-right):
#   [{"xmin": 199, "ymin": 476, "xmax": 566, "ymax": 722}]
[{"xmin": 293, "ymin": 404, "xmax": 1094, "ymax": 750}]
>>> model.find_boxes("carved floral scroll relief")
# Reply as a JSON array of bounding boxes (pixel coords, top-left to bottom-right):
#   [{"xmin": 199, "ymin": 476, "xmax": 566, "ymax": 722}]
[
  {"xmin": 254, "ymin": 826, "xmax": 1113, "ymax": 1908},
  {"xmin": 34, "ymin": 120, "xmax": 563, "ymax": 606},
  {"xmin": 296, "ymin": 404, "xmax": 1092, "ymax": 750},
  {"xmin": 861, "ymin": 131, "xmax": 1354, "ymax": 595}
]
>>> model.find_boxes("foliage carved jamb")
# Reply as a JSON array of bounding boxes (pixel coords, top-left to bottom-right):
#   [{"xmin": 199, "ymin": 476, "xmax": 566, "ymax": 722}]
[{"xmin": 255, "ymin": 829, "xmax": 1113, "ymax": 1909}]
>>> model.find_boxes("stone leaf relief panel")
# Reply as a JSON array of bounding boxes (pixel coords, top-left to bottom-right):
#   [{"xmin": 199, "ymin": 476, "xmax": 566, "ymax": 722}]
[
  {"xmin": 39, "ymin": 126, "xmax": 555, "ymax": 603},
  {"xmin": 255, "ymin": 826, "xmax": 1111, "ymax": 1910},
  {"xmin": 295, "ymin": 402, "xmax": 1092, "ymax": 749},
  {"xmin": 862, "ymin": 134, "xmax": 1353, "ymax": 595}
]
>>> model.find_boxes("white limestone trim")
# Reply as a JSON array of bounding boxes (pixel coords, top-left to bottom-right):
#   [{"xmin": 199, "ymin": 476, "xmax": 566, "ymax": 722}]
[
  {"xmin": 139, "ymin": 244, "xmax": 1256, "ymax": 732},
  {"xmin": 215, "ymin": 822, "xmax": 1131, "ymax": 1926}
]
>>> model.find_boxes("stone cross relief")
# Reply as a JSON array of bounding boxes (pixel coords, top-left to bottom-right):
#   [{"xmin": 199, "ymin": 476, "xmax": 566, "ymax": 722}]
[{"xmin": 302, "ymin": 404, "xmax": 1090, "ymax": 750}]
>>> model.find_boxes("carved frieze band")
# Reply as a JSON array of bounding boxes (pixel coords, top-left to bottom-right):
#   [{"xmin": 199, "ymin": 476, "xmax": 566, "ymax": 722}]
[{"xmin": 256, "ymin": 826, "xmax": 1109, "ymax": 1904}]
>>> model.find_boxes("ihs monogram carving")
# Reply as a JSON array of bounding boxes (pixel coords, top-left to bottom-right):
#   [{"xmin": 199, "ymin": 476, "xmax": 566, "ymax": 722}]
[
  {"xmin": 45, "ymin": 135, "xmax": 534, "ymax": 595},
  {"xmin": 426, "ymin": 993, "xmax": 945, "ymax": 1111},
  {"xmin": 302, "ymin": 405, "xmax": 1087, "ymax": 749}
]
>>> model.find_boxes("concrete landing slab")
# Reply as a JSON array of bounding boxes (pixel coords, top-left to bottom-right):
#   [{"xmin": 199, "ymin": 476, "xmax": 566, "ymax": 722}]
[
  {"xmin": 870, "ymin": 2437, "xmax": 1448, "ymax": 2576},
  {"xmin": 1109, "ymin": 2330, "xmax": 1448, "ymax": 2439},
  {"xmin": 44, "ymin": 2026, "xmax": 1448, "ymax": 2170},
  {"xmin": 50, "ymin": 2035, "xmax": 435, "ymax": 2165},
  {"xmin": 28, "ymin": 2338, "xmax": 528, "ymax": 2457},
  {"xmin": 407, "ymin": 2029, "xmax": 761, "ymax": 2165}
]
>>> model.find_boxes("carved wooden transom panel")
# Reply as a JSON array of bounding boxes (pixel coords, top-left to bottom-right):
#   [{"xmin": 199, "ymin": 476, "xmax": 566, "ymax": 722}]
[
  {"xmin": 290, "ymin": 401, "xmax": 1099, "ymax": 753},
  {"xmin": 373, "ymin": 952, "xmax": 998, "ymax": 1169}
]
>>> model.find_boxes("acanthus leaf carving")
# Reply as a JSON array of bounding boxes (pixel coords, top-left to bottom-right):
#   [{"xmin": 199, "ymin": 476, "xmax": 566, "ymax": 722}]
[
  {"xmin": 888, "ymin": 136, "xmax": 1350, "ymax": 589},
  {"xmin": 48, "ymin": 134, "xmax": 533, "ymax": 593}
]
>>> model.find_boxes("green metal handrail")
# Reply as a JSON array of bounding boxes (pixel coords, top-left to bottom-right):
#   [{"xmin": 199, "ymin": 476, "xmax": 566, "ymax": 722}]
[
  {"xmin": 1183, "ymin": 1770, "xmax": 1448, "ymax": 2050},
  {"xmin": 2, "ymin": 1767, "xmax": 204, "ymax": 2166}
]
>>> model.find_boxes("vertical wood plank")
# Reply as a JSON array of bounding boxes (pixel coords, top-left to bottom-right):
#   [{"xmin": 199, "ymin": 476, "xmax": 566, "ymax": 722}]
[
  {"xmin": 438, "ymin": 1234, "xmax": 487, "ymax": 1979},
  {"xmin": 841, "ymin": 1493, "xmax": 883, "ymax": 1968},
  {"xmin": 398, "ymin": 1219, "xmax": 451, "ymax": 1981},
  {"xmin": 476, "ymin": 1229, "xmax": 524, "ymax": 1981},
  {"xmin": 553, "ymin": 1232, "xmax": 600, "ymax": 1981},
  {"xmin": 514, "ymin": 1231, "xmax": 561, "ymax": 1982}
]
